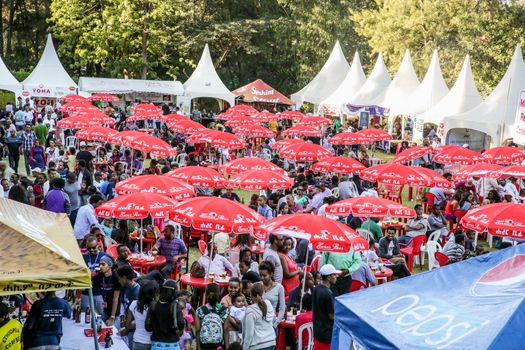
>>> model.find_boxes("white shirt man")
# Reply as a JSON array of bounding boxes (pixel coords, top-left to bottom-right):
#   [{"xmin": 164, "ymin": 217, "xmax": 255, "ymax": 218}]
[{"xmin": 504, "ymin": 180, "xmax": 519, "ymax": 202}]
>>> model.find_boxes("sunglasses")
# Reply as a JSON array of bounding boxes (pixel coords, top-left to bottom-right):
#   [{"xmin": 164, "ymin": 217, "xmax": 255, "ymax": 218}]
[{"xmin": 87, "ymin": 246, "xmax": 98, "ymax": 251}]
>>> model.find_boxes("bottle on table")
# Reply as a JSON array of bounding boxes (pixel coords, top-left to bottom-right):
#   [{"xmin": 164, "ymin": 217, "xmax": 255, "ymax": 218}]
[{"xmin": 85, "ymin": 307, "xmax": 91, "ymax": 324}]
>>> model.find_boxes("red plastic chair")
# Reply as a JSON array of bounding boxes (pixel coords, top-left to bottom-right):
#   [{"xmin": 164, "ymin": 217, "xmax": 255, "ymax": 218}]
[
  {"xmin": 435, "ymin": 252, "xmax": 449, "ymax": 267},
  {"xmin": 350, "ymin": 280, "xmax": 368, "ymax": 292},
  {"xmin": 198, "ymin": 240, "xmax": 207, "ymax": 255},
  {"xmin": 399, "ymin": 235, "xmax": 427, "ymax": 272},
  {"xmin": 423, "ymin": 192, "xmax": 436, "ymax": 214},
  {"xmin": 310, "ymin": 255, "xmax": 321, "ymax": 271},
  {"xmin": 106, "ymin": 244, "xmax": 132, "ymax": 260},
  {"xmin": 380, "ymin": 184, "xmax": 403, "ymax": 203}
]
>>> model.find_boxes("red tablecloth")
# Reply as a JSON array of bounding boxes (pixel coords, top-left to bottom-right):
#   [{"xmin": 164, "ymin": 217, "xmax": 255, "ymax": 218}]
[
  {"xmin": 179, "ymin": 273, "xmax": 229, "ymax": 305},
  {"xmin": 276, "ymin": 319, "xmax": 296, "ymax": 350}
]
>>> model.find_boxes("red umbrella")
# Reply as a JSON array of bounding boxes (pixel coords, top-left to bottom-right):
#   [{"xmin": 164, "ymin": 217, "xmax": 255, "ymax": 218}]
[
  {"xmin": 328, "ymin": 132, "xmax": 371, "ymax": 145},
  {"xmin": 95, "ymin": 193, "xmax": 178, "ymax": 219},
  {"xmin": 460, "ymin": 203, "xmax": 525, "ymax": 239},
  {"xmin": 257, "ymin": 214, "xmax": 369, "ymax": 252},
  {"xmin": 282, "ymin": 125, "xmax": 322, "ymax": 137},
  {"xmin": 227, "ymin": 105, "xmax": 258, "ymax": 115},
  {"xmin": 360, "ymin": 164, "xmax": 428, "ymax": 186},
  {"xmin": 234, "ymin": 125, "xmax": 275, "ymax": 138},
  {"xmin": 108, "ymin": 131, "xmax": 148, "ymax": 147},
  {"xmin": 217, "ymin": 111, "xmax": 247, "ymax": 120},
  {"xmin": 161, "ymin": 113, "xmax": 188, "ymax": 124},
  {"xmin": 130, "ymin": 134, "xmax": 177, "ymax": 156},
  {"xmin": 70, "ymin": 111, "xmax": 116, "ymax": 126},
  {"xmin": 60, "ymin": 95, "xmax": 87, "ymax": 103},
  {"xmin": 481, "ymin": 146, "xmax": 525, "ymax": 164},
  {"xmin": 60, "ymin": 101, "xmax": 98, "ymax": 113},
  {"xmin": 167, "ymin": 119, "xmax": 206, "ymax": 134},
  {"xmin": 165, "ymin": 166, "xmax": 224, "ymax": 188},
  {"xmin": 220, "ymin": 158, "xmax": 283, "ymax": 175},
  {"xmin": 279, "ymin": 111, "xmax": 305, "ymax": 121},
  {"xmin": 115, "ymin": 175, "xmax": 194, "ymax": 200},
  {"xmin": 311, "ymin": 156, "xmax": 366, "ymax": 174},
  {"xmin": 252, "ymin": 111, "xmax": 279, "ymax": 123},
  {"xmin": 489, "ymin": 165, "xmax": 525, "ymax": 178},
  {"xmin": 326, "ymin": 197, "xmax": 416, "ymax": 218},
  {"xmin": 75, "ymin": 126, "xmax": 119, "ymax": 142},
  {"xmin": 188, "ymin": 130, "xmax": 246, "ymax": 150},
  {"xmin": 57, "ymin": 116, "xmax": 99, "ymax": 129},
  {"xmin": 433, "ymin": 146, "xmax": 482, "ymax": 165},
  {"xmin": 413, "ymin": 167, "xmax": 452, "ymax": 188},
  {"xmin": 225, "ymin": 170, "xmax": 294, "ymax": 190},
  {"xmin": 299, "ymin": 116, "xmax": 331, "ymax": 126},
  {"xmin": 452, "ymin": 163, "xmax": 504, "ymax": 181},
  {"xmin": 225, "ymin": 116, "xmax": 255, "ymax": 127},
  {"xmin": 355, "ymin": 128, "xmax": 393, "ymax": 141},
  {"xmin": 280, "ymin": 142, "xmax": 333, "ymax": 162},
  {"xmin": 270, "ymin": 138, "xmax": 305, "ymax": 151},
  {"xmin": 127, "ymin": 111, "xmax": 163, "ymax": 121},
  {"xmin": 88, "ymin": 93, "xmax": 119, "ymax": 102},
  {"xmin": 392, "ymin": 146, "xmax": 433, "ymax": 164},
  {"xmin": 131, "ymin": 103, "xmax": 162, "ymax": 114},
  {"xmin": 171, "ymin": 197, "xmax": 264, "ymax": 234}
]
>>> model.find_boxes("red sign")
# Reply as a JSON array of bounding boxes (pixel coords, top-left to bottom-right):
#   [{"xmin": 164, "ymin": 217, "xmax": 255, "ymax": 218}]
[{"xmin": 232, "ymin": 79, "xmax": 293, "ymax": 105}]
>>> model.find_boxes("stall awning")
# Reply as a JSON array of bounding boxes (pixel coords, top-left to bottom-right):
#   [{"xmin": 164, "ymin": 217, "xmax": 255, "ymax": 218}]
[
  {"xmin": 78, "ymin": 77, "xmax": 184, "ymax": 96},
  {"xmin": 0, "ymin": 198, "xmax": 91, "ymax": 296},
  {"xmin": 232, "ymin": 79, "xmax": 293, "ymax": 105}
]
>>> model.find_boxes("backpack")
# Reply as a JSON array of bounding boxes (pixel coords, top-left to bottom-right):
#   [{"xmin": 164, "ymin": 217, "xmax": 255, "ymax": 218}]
[{"xmin": 199, "ymin": 305, "xmax": 223, "ymax": 345}]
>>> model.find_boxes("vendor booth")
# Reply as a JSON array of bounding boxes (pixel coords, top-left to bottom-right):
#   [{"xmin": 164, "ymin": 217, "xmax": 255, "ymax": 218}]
[
  {"xmin": 332, "ymin": 244, "xmax": 525, "ymax": 349},
  {"xmin": 21, "ymin": 34, "xmax": 78, "ymax": 107},
  {"xmin": 232, "ymin": 79, "xmax": 293, "ymax": 111}
]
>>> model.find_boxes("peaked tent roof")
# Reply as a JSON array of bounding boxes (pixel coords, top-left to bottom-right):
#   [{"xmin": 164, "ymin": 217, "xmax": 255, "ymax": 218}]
[
  {"xmin": 183, "ymin": 44, "xmax": 235, "ymax": 106},
  {"xmin": 348, "ymin": 53, "xmax": 391, "ymax": 106},
  {"xmin": 405, "ymin": 50, "xmax": 449, "ymax": 116},
  {"xmin": 318, "ymin": 51, "xmax": 366, "ymax": 115},
  {"xmin": 0, "ymin": 198, "xmax": 91, "ymax": 295},
  {"xmin": 0, "ymin": 56, "xmax": 21, "ymax": 94},
  {"xmin": 444, "ymin": 44, "xmax": 525, "ymax": 144},
  {"xmin": 291, "ymin": 41, "xmax": 350, "ymax": 107},
  {"xmin": 379, "ymin": 49, "xmax": 420, "ymax": 116},
  {"xmin": 420, "ymin": 55, "xmax": 483, "ymax": 125},
  {"xmin": 22, "ymin": 34, "xmax": 78, "ymax": 98},
  {"xmin": 232, "ymin": 79, "xmax": 293, "ymax": 105},
  {"xmin": 78, "ymin": 77, "xmax": 184, "ymax": 95}
]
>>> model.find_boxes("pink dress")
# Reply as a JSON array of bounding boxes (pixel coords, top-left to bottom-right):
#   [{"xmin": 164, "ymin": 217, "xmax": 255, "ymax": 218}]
[{"xmin": 279, "ymin": 253, "xmax": 300, "ymax": 296}]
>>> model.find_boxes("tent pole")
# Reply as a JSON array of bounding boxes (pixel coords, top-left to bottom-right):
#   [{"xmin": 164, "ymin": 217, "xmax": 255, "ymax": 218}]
[{"xmin": 88, "ymin": 288, "xmax": 100, "ymax": 350}]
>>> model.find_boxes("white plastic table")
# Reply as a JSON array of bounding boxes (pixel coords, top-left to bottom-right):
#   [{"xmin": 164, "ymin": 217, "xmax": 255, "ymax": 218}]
[{"xmin": 60, "ymin": 315, "xmax": 129, "ymax": 350}]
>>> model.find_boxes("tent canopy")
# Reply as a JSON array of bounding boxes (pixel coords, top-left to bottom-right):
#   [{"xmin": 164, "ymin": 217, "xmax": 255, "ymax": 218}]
[
  {"xmin": 183, "ymin": 44, "xmax": 235, "ymax": 106},
  {"xmin": 291, "ymin": 41, "xmax": 350, "ymax": 107},
  {"xmin": 0, "ymin": 56, "xmax": 21, "ymax": 94},
  {"xmin": 347, "ymin": 53, "xmax": 391, "ymax": 107},
  {"xmin": 444, "ymin": 44, "xmax": 525, "ymax": 145},
  {"xmin": 232, "ymin": 79, "xmax": 293, "ymax": 105},
  {"xmin": 0, "ymin": 198, "xmax": 91, "ymax": 296},
  {"xmin": 405, "ymin": 50, "xmax": 449, "ymax": 116},
  {"xmin": 420, "ymin": 55, "xmax": 483, "ymax": 125},
  {"xmin": 318, "ymin": 51, "xmax": 366, "ymax": 115},
  {"xmin": 22, "ymin": 34, "xmax": 78, "ymax": 98},
  {"xmin": 332, "ymin": 244, "xmax": 525, "ymax": 349},
  {"xmin": 380, "ymin": 49, "xmax": 420, "ymax": 116},
  {"xmin": 78, "ymin": 77, "xmax": 184, "ymax": 96}
]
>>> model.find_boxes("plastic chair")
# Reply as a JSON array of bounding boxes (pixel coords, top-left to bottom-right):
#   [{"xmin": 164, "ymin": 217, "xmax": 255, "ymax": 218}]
[
  {"xmin": 262, "ymin": 148, "xmax": 272, "ymax": 161},
  {"xmin": 426, "ymin": 241, "xmax": 442, "ymax": 271},
  {"xmin": 310, "ymin": 255, "xmax": 321, "ymax": 271},
  {"xmin": 198, "ymin": 240, "xmax": 207, "ymax": 255},
  {"xmin": 298, "ymin": 322, "xmax": 314, "ymax": 350},
  {"xmin": 356, "ymin": 228, "xmax": 373, "ymax": 241},
  {"xmin": 350, "ymin": 279, "xmax": 368, "ymax": 292},
  {"xmin": 399, "ymin": 235, "xmax": 427, "ymax": 272},
  {"xmin": 173, "ymin": 222, "xmax": 183, "ymax": 240},
  {"xmin": 106, "ymin": 244, "xmax": 131, "ymax": 260},
  {"xmin": 423, "ymin": 192, "xmax": 436, "ymax": 214},
  {"xmin": 175, "ymin": 153, "xmax": 187, "ymax": 167},
  {"xmin": 65, "ymin": 136, "xmax": 77, "ymax": 150},
  {"xmin": 331, "ymin": 187, "xmax": 340, "ymax": 198},
  {"xmin": 380, "ymin": 184, "xmax": 403, "ymax": 203},
  {"xmin": 435, "ymin": 252, "xmax": 449, "ymax": 267}
]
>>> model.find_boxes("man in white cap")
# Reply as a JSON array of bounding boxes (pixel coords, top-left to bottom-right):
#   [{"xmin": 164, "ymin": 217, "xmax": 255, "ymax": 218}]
[{"xmin": 312, "ymin": 264, "xmax": 340, "ymax": 350}]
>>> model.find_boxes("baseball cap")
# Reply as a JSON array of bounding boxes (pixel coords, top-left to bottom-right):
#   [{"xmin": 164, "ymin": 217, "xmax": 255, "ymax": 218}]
[
  {"xmin": 31, "ymin": 167, "xmax": 42, "ymax": 174},
  {"xmin": 319, "ymin": 264, "xmax": 342, "ymax": 276},
  {"xmin": 79, "ymin": 141, "xmax": 87, "ymax": 147}
]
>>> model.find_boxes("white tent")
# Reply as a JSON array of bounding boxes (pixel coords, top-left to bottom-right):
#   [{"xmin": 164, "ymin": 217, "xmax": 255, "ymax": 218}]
[
  {"xmin": 22, "ymin": 34, "xmax": 77, "ymax": 98},
  {"xmin": 380, "ymin": 49, "xmax": 420, "ymax": 116},
  {"xmin": 0, "ymin": 56, "xmax": 21, "ymax": 94},
  {"xmin": 78, "ymin": 77, "xmax": 184, "ymax": 95},
  {"xmin": 420, "ymin": 55, "xmax": 483, "ymax": 125},
  {"xmin": 317, "ymin": 51, "xmax": 366, "ymax": 115},
  {"xmin": 347, "ymin": 53, "xmax": 391, "ymax": 106},
  {"xmin": 291, "ymin": 41, "xmax": 350, "ymax": 107},
  {"xmin": 183, "ymin": 44, "xmax": 234, "ymax": 106},
  {"xmin": 405, "ymin": 50, "xmax": 449, "ymax": 116},
  {"xmin": 444, "ymin": 44, "xmax": 525, "ymax": 145}
]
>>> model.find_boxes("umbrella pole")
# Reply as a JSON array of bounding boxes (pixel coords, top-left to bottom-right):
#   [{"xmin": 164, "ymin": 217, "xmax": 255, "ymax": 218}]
[
  {"xmin": 186, "ymin": 226, "xmax": 190, "ymax": 274},
  {"xmin": 88, "ymin": 288, "xmax": 100, "ymax": 350},
  {"xmin": 299, "ymin": 247, "xmax": 310, "ymax": 310},
  {"xmin": 140, "ymin": 219, "xmax": 143, "ymax": 257},
  {"xmin": 207, "ymin": 232, "xmax": 215, "ymax": 278},
  {"xmin": 474, "ymin": 231, "xmax": 479, "ymax": 248}
]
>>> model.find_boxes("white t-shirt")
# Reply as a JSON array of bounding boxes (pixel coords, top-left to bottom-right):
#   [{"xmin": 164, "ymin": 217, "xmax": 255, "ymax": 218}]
[{"xmin": 129, "ymin": 300, "xmax": 152, "ymax": 344}]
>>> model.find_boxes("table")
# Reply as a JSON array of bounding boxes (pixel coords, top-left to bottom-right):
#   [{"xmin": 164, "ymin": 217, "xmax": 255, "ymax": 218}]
[
  {"xmin": 374, "ymin": 267, "xmax": 393, "ymax": 284},
  {"xmin": 179, "ymin": 273, "xmax": 229, "ymax": 305},
  {"xmin": 276, "ymin": 319, "xmax": 296, "ymax": 350},
  {"xmin": 129, "ymin": 254, "xmax": 166, "ymax": 274},
  {"xmin": 61, "ymin": 315, "xmax": 128, "ymax": 350}
]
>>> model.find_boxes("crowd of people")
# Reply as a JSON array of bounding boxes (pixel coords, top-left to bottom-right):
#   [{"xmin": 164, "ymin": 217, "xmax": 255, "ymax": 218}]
[{"xmin": 0, "ymin": 96, "xmax": 518, "ymax": 350}]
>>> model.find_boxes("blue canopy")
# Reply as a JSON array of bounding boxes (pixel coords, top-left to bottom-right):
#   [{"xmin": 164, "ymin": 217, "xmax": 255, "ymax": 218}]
[{"xmin": 332, "ymin": 244, "xmax": 525, "ymax": 350}]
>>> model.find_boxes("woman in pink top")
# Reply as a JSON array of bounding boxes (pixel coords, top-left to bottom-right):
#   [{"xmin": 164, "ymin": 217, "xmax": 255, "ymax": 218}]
[{"xmin": 279, "ymin": 237, "xmax": 302, "ymax": 297}]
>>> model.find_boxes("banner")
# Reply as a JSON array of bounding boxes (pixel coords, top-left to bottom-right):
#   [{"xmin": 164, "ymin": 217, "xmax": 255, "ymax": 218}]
[{"xmin": 512, "ymin": 90, "xmax": 525, "ymax": 145}]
